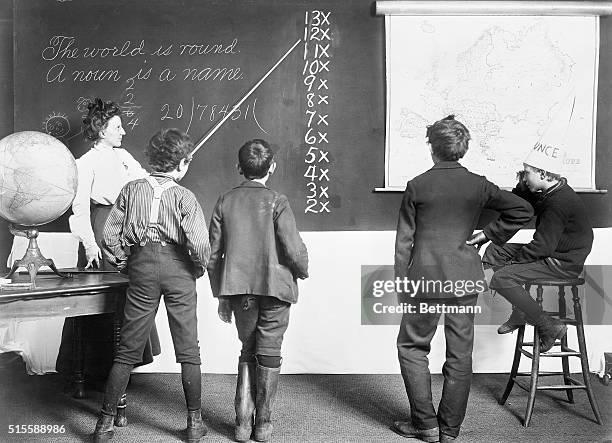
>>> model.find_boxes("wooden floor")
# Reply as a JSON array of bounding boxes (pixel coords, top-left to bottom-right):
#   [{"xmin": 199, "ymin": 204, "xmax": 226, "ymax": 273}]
[{"xmin": 0, "ymin": 354, "xmax": 610, "ymax": 442}]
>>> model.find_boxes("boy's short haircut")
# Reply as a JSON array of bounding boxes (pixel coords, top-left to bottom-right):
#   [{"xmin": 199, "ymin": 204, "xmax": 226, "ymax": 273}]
[
  {"xmin": 238, "ymin": 139, "xmax": 274, "ymax": 179},
  {"xmin": 426, "ymin": 115, "xmax": 470, "ymax": 161},
  {"xmin": 145, "ymin": 128, "xmax": 193, "ymax": 172},
  {"xmin": 523, "ymin": 163, "xmax": 562, "ymax": 181}
]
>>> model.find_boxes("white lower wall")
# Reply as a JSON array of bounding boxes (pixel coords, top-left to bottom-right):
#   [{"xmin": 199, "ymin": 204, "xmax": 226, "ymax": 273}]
[
  {"xmin": 136, "ymin": 228, "xmax": 612, "ymax": 375},
  {"xmin": 6, "ymin": 229, "xmax": 611, "ymax": 375}
]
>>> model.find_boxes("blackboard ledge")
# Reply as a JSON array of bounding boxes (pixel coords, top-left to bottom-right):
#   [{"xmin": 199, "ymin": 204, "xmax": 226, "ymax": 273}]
[
  {"xmin": 373, "ymin": 187, "xmax": 404, "ymax": 192},
  {"xmin": 374, "ymin": 187, "xmax": 608, "ymax": 194},
  {"xmin": 503, "ymin": 188, "xmax": 608, "ymax": 194}
]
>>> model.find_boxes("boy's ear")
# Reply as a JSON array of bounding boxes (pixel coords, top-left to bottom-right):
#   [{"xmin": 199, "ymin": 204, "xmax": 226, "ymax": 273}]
[
  {"xmin": 268, "ymin": 161, "xmax": 277, "ymax": 175},
  {"xmin": 236, "ymin": 163, "xmax": 243, "ymax": 175},
  {"xmin": 178, "ymin": 157, "xmax": 190, "ymax": 171}
]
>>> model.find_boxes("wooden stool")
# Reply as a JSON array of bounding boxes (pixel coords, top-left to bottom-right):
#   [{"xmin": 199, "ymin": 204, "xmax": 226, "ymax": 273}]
[{"xmin": 500, "ymin": 278, "xmax": 603, "ymax": 426}]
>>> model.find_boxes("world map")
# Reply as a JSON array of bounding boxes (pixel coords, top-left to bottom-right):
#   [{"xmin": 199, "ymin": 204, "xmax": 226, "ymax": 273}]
[{"xmin": 385, "ymin": 16, "xmax": 597, "ymax": 189}]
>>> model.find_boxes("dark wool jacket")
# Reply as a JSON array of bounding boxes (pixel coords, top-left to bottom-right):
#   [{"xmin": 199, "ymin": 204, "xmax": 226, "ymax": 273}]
[
  {"xmin": 207, "ymin": 180, "xmax": 308, "ymax": 304},
  {"xmin": 511, "ymin": 178, "xmax": 593, "ymax": 271},
  {"xmin": 394, "ymin": 162, "xmax": 533, "ymax": 299}
]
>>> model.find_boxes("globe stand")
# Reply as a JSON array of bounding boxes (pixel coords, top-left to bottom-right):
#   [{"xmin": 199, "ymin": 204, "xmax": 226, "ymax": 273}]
[{"xmin": 4, "ymin": 226, "xmax": 71, "ymax": 289}]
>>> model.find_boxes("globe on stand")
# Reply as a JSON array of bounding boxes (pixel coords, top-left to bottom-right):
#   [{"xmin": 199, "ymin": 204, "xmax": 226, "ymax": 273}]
[{"xmin": 0, "ymin": 131, "xmax": 78, "ymax": 288}]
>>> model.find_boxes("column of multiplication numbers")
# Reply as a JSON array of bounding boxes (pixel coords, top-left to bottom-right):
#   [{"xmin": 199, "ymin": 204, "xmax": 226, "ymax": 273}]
[{"xmin": 302, "ymin": 10, "xmax": 331, "ymax": 214}]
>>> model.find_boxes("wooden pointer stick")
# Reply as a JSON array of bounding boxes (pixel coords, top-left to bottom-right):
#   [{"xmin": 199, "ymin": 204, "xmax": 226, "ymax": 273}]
[{"xmin": 190, "ymin": 38, "xmax": 302, "ymax": 156}]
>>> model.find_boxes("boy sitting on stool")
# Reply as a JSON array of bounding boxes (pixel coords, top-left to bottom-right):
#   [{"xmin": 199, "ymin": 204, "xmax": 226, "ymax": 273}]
[
  {"xmin": 473, "ymin": 98, "xmax": 593, "ymax": 352},
  {"xmin": 93, "ymin": 128, "xmax": 211, "ymax": 442}
]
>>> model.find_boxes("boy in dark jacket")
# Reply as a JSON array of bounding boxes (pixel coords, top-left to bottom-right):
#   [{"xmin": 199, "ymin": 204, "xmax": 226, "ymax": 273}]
[
  {"xmin": 480, "ymin": 139, "xmax": 593, "ymax": 351},
  {"xmin": 93, "ymin": 128, "xmax": 211, "ymax": 443},
  {"xmin": 394, "ymin": 115, "xmax": 532, "ymax": 442},
  {"xmin": 207, "ymin": 139, "xmax": 308, "ymax": 442}
]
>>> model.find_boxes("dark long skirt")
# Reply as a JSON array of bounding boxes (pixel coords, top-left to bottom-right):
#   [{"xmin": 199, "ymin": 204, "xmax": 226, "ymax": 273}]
[{"xmin": 56, "ymin": 204, "xmax": 161, "ymax": 381}]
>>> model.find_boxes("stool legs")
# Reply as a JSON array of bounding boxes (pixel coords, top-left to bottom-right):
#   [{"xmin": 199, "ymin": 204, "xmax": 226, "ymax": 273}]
[
  {"xmin": 521, "ymin": 285, "xmax": 546, "ymax": 426},
  {"xmin": 501, "ymin": 283, "xmax": 532, "ymax": 407},
  {"xmin": 502, "ymin": 282, "xmax": 603, "ymax": 427},
  {"xmin": 572, "ymin": 286, "xmax": 603, "ymax": 425},
  {"xmin": 500, "ymin": 325, "xmax": 524, "ymax": 405},
  {"xmin": 558, "ymin": 286, "xmax": 573, "ymax": 403},
  {"xmin": 524, "ymin": 323, "xmax": 541, "ymax": 427}
]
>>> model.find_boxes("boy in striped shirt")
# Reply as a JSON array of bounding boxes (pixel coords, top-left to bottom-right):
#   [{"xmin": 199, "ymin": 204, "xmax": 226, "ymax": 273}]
[{"xmin": 92, "ymin": 128, "xmax": 210, "ymax": 443}]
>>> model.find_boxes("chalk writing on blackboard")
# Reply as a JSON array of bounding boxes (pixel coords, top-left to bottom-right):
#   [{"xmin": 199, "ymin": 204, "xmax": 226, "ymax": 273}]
[
  {"xmin": 303, "ymin": 10, "xmax": 332, "ymax": 214},
  {"xmin": 41, "ymin": 35, "xmax": 245, "ymax": 85},
  {"xmin": 160, "ymin": 98, "xmax": 265, "ymax": 134},
  {"xmin": 122, "ymin": 73, "xmax": 143, "ymax": 131}
]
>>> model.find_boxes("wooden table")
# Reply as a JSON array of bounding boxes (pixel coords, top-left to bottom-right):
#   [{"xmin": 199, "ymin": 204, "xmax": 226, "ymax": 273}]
[{"xmin": 0, "ymin": 272, "xmax": 128, "ymax": 398}]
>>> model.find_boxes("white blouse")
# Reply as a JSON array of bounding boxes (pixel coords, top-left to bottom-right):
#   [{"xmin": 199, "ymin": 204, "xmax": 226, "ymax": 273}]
[{"xmin": 68, "ymin": 144, "xmax": 147, "ymax": 249}]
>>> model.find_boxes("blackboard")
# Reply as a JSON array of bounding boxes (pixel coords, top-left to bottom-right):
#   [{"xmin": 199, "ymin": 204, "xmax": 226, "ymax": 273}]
[
  {"xmin": 0, "ymin": 0, "xmax": 12, "ymax": 270},
  {"xmin": 13, "ymin": 0, "xmax": 612, "ymax": 233},
  {"xmin": 14, "ymin": 0, "xmax": 390, "ymax": 231}
]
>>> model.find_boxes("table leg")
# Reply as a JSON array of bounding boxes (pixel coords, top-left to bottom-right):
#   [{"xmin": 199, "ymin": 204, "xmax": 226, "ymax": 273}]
[
  {"xmin": 115, "ymin": 392, "xmax": 128, "ymax": 426},
  {"xmin": 72, "ymin": 317, "xmax": 85, "ymax": 399},
  {"xmin": 113, "ymin": 303, "xmax": 128, "ymax": 427}
]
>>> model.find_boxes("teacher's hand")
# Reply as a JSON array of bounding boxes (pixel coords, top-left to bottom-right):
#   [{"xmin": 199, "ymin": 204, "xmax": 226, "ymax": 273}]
[{"xmin": 85, "ymin": 244, "xmax": 102, "ymax": 269}]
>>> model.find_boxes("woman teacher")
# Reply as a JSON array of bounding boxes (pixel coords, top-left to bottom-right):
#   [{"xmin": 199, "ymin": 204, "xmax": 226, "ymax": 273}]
[
  {"xmin": 70, "ymin": 98, "xmax": 148, "ymax": 270},
  {"xmin": 57, "ymin": 98, "xmax": 160, "ymax": 386}
]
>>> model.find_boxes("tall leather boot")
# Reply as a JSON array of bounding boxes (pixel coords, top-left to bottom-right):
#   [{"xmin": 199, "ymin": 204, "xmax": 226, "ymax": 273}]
[
  {"xmin": 535, "ymin": 313, "xmax": 567, "ymax": 352},
  {"xmin": 497, "ymin": 307, "xmax": 527, "ymax": 334},
  {"xmin": 235, "ymin": 362, "xmax": 256, "ymax": 442},
  {"xmin": 92, "ymin": 413, "xmax": 115, "ymax": 442},
  {"xmin": 253, "ymin": 364, "xmax": 280, "ymax": 442},
  {"xmin": 186, "ymin": 410, "xmax": 207, "ymax": 443}
]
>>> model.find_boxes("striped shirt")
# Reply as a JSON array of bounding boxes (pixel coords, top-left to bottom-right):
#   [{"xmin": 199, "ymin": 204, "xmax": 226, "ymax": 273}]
[{"xmin": 102, "ymin": 172, "xmax": 211, "ymax": 273}]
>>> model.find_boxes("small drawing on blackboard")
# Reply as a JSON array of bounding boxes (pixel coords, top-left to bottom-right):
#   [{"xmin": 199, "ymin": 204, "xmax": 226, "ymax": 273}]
[
  {"xmin": 43, "ymin": 112, "xmax": 70, "ymax": 138},
  {"xmin": 76, "ymin": 96, "xmax": 93, "ymax": 114}
]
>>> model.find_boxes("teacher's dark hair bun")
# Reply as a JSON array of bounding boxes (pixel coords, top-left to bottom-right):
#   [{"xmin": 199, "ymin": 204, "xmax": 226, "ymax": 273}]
[{"xmin": 82, "ymin": 98, "xmax": 122, "ymax": 141}]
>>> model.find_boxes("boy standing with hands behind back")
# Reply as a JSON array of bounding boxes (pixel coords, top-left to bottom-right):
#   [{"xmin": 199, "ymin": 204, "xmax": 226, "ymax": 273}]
[{"xmin": 208, "ymin": 139, "xmax": 308, "ymax": 442}]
